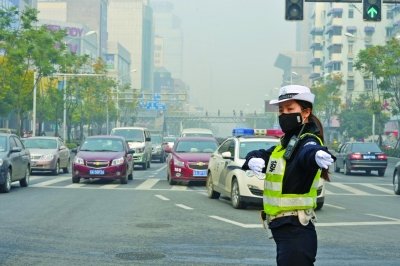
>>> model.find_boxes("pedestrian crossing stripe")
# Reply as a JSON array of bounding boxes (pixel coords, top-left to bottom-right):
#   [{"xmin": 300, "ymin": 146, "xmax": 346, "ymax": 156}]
[{"xmin": 27, "ymin": 177, "xmax": 396, "ymax": 195}]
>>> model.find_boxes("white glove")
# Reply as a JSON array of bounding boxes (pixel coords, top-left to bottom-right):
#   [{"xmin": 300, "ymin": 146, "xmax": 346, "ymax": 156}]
[
  {"xmin": 248, "ymin": 158, "xmax": 265, "ymax": 173},
  {"xmin": 315, "ymin": 150, "xmax": 334, "ymax": 169}
]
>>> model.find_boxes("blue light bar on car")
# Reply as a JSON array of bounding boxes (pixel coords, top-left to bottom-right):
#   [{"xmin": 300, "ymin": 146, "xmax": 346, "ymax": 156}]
[{"xmin": 232, "ymin": 128, "xmax": 254, "ymax": 136}]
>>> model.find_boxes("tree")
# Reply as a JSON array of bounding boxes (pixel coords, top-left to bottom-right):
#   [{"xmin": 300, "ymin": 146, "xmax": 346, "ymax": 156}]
[
  {"xmin": 0, "ymin": 7, "xmax": 66, "ymax": 135},
  {"xmin": 311, "ymin": 73, "xmax": 343, "ymax": 144},
  {"xmin": 354, "ymin": 38, "xmax": 400, "ymax": 144}
]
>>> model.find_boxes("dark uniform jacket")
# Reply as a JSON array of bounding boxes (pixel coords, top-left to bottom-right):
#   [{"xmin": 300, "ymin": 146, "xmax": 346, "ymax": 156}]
[{"xmin": 242, "ymin": 122, "xmax": 334, "ymax": 195}]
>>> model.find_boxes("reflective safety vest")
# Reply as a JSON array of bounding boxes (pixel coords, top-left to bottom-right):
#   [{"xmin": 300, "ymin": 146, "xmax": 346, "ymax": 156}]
[{"xmin": 263, "ymin": 133, "xmax": 322, "ymax": 216}]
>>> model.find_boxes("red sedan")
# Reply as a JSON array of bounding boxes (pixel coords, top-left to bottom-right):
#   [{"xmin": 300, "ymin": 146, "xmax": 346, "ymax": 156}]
[
  {"xmin": 72, "ymin": 135, "xmax": 134, "ymax": 184},
  {"xmin": 165, "ymin": 137, "xmax": 218, "ymax": 185}
]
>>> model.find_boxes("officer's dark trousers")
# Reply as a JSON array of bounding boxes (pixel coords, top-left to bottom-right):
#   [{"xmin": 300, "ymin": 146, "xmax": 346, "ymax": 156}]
[{"xmin": 271, "ymin": 220, "xmax": 317, "ymax": 266}]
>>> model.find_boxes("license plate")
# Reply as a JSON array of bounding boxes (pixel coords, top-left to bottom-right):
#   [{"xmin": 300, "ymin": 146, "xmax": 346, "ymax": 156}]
[
  {"xmin": 90, "ymin": 169, "xmax": 105, "ymax": 175},
  {"xmin": 363, "ymin": 155, "xmax": 375, "ymax": 159},
  {"xmin": 193, "ymin": 170, "xmax": 207, "ymax": 177}
]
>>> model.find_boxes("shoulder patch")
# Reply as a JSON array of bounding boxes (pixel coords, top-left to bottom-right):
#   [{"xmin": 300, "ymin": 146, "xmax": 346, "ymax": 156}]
[{"xmin": 304, "ymin": 141, "xmax": 317, "ymax": 146}]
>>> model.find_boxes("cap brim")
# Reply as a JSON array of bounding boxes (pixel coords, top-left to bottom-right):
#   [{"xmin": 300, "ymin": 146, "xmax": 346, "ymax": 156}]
[{"xmin": 269, "ymin": 93, "xmax": 315, "ymax": 105}]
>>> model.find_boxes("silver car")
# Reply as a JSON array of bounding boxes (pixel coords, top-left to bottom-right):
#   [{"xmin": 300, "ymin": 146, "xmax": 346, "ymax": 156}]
[{"xmin": 22, "ymin": 137, "xmax": 70, "ymax": 175}]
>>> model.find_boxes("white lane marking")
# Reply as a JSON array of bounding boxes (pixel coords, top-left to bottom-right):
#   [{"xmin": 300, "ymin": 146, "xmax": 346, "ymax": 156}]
[
  {"xmin": 210, "ymin": 215, "xmax": 400, "ymax": 228},
  {"xmin": 324, "ymin": 189, "xmax": 334, "ymax": 195},
  {"xmin": 170, "ymin": 185, "xmax": 188, "ymax": 190},
  {"xmin": 359, "ymin": 183, "xmax": 393, "ymax": 194},
  {"xmin": 156, "ymin": 165, "xmax": 167, "ymax": 172},
  {"xmin": 209, "ymin": 215, "xmax": 260, "ymax": 228},
  {"xmin": 155, "ymin": 194, "xmax": 170, "ymax": 201},
  {"xmin": 324, "ymin": 204, "xmax": 345, "ymax": 210},
  {"xmin": 99, "ymin": 184, "xmax": 120, "ymax": 189},
  {"xmin": 31, "ymin": 176, "xmax": 70, "ymax": 187},
  {"xmin": 175, "ymin": 204, "xmax": 193, "ymax": 210},
  {"xmin": 365, "ymin": 213, "xmax": 400, "ymax": 221},
  {"xmin": 135, "ymin": 178, "xmax": 159, "ymax": 190},
  {"xmin": 64, "ymin": 183, "xmax": 85, "ymax": 188},
  {"xmin": 328, "ymin": 183, "xmax": 370, "ymax": 195}
]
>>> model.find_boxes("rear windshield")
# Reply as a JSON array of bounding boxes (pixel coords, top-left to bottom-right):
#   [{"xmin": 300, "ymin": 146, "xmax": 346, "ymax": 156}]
[
  {"xmin": 175, "ymin": 140, "xmax": 218, "ymax": 153},
  {"xmin": 111, "ymin": 129, "xmax": 144, "ymax": 142},
  {"xmin": 24, "ymin": 139, "xmax": 58, "ymax": 149},
  {"xmin": 351, "ymin": 143, "xmax": 381, "ymax": 153}
]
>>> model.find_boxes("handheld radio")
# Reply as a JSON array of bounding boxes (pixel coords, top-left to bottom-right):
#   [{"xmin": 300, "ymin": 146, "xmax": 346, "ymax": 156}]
[{"xmin": 283, "ymin": 123, "xmax": 306, "ymax": 161}]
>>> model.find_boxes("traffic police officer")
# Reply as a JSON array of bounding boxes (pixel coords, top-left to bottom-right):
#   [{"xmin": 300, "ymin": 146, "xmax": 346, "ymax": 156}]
[{"xmin": 242, "ymin": 85, "xmax": 335, "ymax": 266}]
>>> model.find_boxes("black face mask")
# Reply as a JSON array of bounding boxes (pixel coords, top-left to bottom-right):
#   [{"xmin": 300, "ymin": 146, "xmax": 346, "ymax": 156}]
[{"xmin": 279, "ymin": 112, "xmax": 303, "ymax": 133}]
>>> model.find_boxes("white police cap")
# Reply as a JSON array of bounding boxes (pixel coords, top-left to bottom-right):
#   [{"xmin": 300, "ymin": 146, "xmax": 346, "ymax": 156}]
[{"xmin": 269, "ymin": 85, "xmax": 315, "ymax": 105}]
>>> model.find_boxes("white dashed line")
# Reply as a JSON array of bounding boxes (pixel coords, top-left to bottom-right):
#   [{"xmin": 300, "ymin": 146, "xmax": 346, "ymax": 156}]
[
  {"xmin": 359, "ymin": 183, "xmax": 393, "ymax": 194},
  {"xmin": 155, "ymin": 194, "xmax": 170, "ymax": 201},
  {"xmin": 324, "ymin": 203, "xmax": 346, "ymax": 210},
  {"xmin": 135, "ymin": 178, "xmax": 159, "ymax": 190},
  {"xmin": 175, "ymin": 204, "xmax": 193, "ymax": 210},
  {"xmin": 329, "ymin": 183, "xmax": 371, "ymax": 195}
]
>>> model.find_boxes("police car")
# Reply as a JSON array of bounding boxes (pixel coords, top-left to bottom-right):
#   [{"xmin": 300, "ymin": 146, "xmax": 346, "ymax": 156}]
[
  {"xmin": 206, "ymin": 128, "xmax": 326, "ymax": 210},
  {"xmin": 206, "ymin": 128, "xmax": 281, "ymax": 209}
]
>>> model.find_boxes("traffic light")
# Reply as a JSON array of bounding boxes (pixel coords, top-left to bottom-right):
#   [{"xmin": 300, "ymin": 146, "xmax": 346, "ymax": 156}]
[
  {"xmin": 285, "ymin": 0, "xmax": 303, "ymax": 21},
  {"xmin": 363, "ymin": 0, "xmax": 381, "ymax": 21}
]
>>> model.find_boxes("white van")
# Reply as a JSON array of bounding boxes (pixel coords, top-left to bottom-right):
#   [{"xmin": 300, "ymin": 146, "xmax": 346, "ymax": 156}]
[
  {"xmin": 110, "ymin": 127, "xmax": 152, "ymax": 170},
  {"xmin": 180, "ymin": 128, "xmax": 214, "ymax": 138}
]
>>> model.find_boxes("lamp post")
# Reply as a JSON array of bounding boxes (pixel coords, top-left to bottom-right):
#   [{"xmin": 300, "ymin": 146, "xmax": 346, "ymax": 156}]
[{"xmin": 32, "ymin": 71, "xmax": 37, "ymax": 136}]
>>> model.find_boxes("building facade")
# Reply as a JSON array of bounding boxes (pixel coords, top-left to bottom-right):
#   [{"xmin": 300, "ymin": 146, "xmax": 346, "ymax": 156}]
[{"xmin": 108, "ymin": 0, "xmax": 154, "ymax": 92}]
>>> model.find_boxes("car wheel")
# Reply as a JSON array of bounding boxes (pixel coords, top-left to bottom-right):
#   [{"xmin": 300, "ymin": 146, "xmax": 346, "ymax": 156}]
[
  {"xmin": 316, "ymin": 201, "xmax": 324, "ymax": 210},
  {"xmin": 0, "ymin": 169, "xmax": 12, "ymax": 193},
  {"xmin": 167, "ymin": 172, "xmax": 176, "ymax": 185},
  {"xmin": 365, "ymin": 170, "xmax": 371, "ymax": 175},
  {"xmin": 63, "ymin": 159, "xmax": 70, "ymax": 174},
  {"xmin": 334, "ymin": 161, "xmax": 340, "ymax": 173},
  {"xmin": 378, "ymin": 169, "xmax": 385, "ymax": 177},
  {"xmin": 206, "ymin": 172, "xmax": 220, "ymax": 199},
  {"xmin": 19, "ymin": 167, "xmax": 30, "ymax": 187},
  {"xmin": 231, "ymin": 178, "xmax": 246, "ymax": 209},
  {"xmin": 394, "ymin": 170, "xmax": 400, "ymax": 195},
  {"xmin": 344, "ymin": 162, "xmax": 351, "ymax": 175},
  {"xmin": 128, "ymin": 167, "xmax": 133, "ymax": 180},
  {"xmin": 72, "ymin": 176, "xmax": 80, "ymax": 183},
  {"xmin": 52, "ymin": 161, "xmax": 60, "ymax": 175}
]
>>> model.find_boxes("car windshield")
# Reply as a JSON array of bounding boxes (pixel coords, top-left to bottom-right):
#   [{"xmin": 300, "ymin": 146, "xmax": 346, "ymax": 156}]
[
  {"xmin": 111, "ymin": 129, "xmax": 144, "ymax": 142},
  {"xmin": 175, "ymin": 140, "xmax": 218, "ymax": 153},
  {"xmin": 0, "ymin": 136, "xmax": 6, "ymax": 152},
  {"xmin": 352, "ymin": 143, "xmax": 382, "ymax": 153},
  {"xmin": 239, "ymin": 141, "xmax": 277, "ymax": 159},
  {"xmin": 80, "ymin": 138, "xmax": 124, "ymax": 152},
  {"xmin": 24, "ymin": 139, "xmax": 58, "ymax": 149}
]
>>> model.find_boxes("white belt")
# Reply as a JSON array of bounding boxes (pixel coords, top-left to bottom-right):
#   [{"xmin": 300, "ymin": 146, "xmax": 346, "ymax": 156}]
[{"xmin": 269, "ymin": 210, "xmax": 298, "ymax": 221}]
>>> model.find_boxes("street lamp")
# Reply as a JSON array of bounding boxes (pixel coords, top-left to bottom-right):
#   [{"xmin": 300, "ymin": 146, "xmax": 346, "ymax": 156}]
[{"xmin": 290, "ymin": 71, "xmax": 299, "ymax": 84}]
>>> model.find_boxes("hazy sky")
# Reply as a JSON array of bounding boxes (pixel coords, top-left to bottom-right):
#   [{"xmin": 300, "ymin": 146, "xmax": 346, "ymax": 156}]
[{"xmin": 167, "ymin": 0, "xmax": 296, "ymax": 114}]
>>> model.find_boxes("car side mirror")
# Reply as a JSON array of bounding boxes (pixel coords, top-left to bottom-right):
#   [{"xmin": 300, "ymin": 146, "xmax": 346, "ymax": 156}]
[
  {"xmin": 146, "ymin": 137, "xmax": 151, "ymax": 141},
  {"xmin": 71, "ymin": 147, "xmax": 78, "ymax": 153},
  {"xmin": 221, "ymin": 151, "xmax": 233, "ymax": 160},
  {"xmin": 164, "ymin": 146, "xmax": 172, "ymax": 153},
  {"xmin": 128, "ymin": 149, "xmax": 135, "ymax": 154},
  {"xmin": 10, "ymin": 147, "xmax": 22, "ymax": 153}
]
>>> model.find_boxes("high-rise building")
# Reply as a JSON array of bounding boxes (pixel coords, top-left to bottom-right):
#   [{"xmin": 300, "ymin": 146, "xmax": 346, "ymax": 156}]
[
  {"xmin": 108, "ymin": 0, "xmax": 154, "ymax": 92},
  {"xmin": 37, "ymin": 0, "xmax": 108, "ymax": 59},
  {"xmin": 151, "ymin": 0, "xmax": 183, "ymax": 79},
  {"xmin": 0, "ymin": 0, "xmax": 37, "ymax": 10}
]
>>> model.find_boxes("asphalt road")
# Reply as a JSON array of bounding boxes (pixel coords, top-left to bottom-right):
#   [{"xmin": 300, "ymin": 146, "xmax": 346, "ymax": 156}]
[{"xmin": 0, "ymin": 161, "xmax": 399, "ymax": 265}]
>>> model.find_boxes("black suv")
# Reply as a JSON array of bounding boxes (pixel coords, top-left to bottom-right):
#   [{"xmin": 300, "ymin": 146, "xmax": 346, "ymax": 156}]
[{"xmin": 334, "ymin": 142, "xmax": 387, "ymax": 176}]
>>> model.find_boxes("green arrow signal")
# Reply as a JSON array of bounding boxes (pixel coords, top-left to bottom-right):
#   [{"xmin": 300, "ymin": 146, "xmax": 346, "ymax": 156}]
[{"xmin": 367, "ymin": 7, "xmax": 378, "ymax": 18}]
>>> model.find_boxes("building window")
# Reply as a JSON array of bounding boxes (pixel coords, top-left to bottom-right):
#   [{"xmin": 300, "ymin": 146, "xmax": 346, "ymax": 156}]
[
  {"xmin": 347, "ymin": 80, "xmax": 354, "ymax": 91},
  {"xmin": 348, "ymin": 62, "xmax": 353, "ymax": 72},
  {"xmin": 387, "ymin": 11, "xmax": 393, "ymax": 20},
  {"xmin": 332, "ymin": 62, "xmax": 341, "ymax": 71},
  {"xmin": 364, "ymin": 80, "xmax": 373, "ymax": 91},
  {"xmin": 348, "ymin": 9, "xmax": 354, "ymax": 19}
]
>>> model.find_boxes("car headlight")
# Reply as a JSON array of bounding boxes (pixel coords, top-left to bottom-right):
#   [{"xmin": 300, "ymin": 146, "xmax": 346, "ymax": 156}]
[
  {"xmin": 112, "ymin": 157, "xmax": 124, "ymax": 166},
  {"xmin": 0, "ymin": 159, "xmax": 3, "ymax": 167},
  {"xmin": 41, "ymin": 154, "xmax": 54, "ymax": 160},
  {"xmin": 74, "ymin": 156, "xmax": 84, "ymax": 165},
  {"xmin": 174, "ymin": 158, "xmax": 185, "ymax": 167}
]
